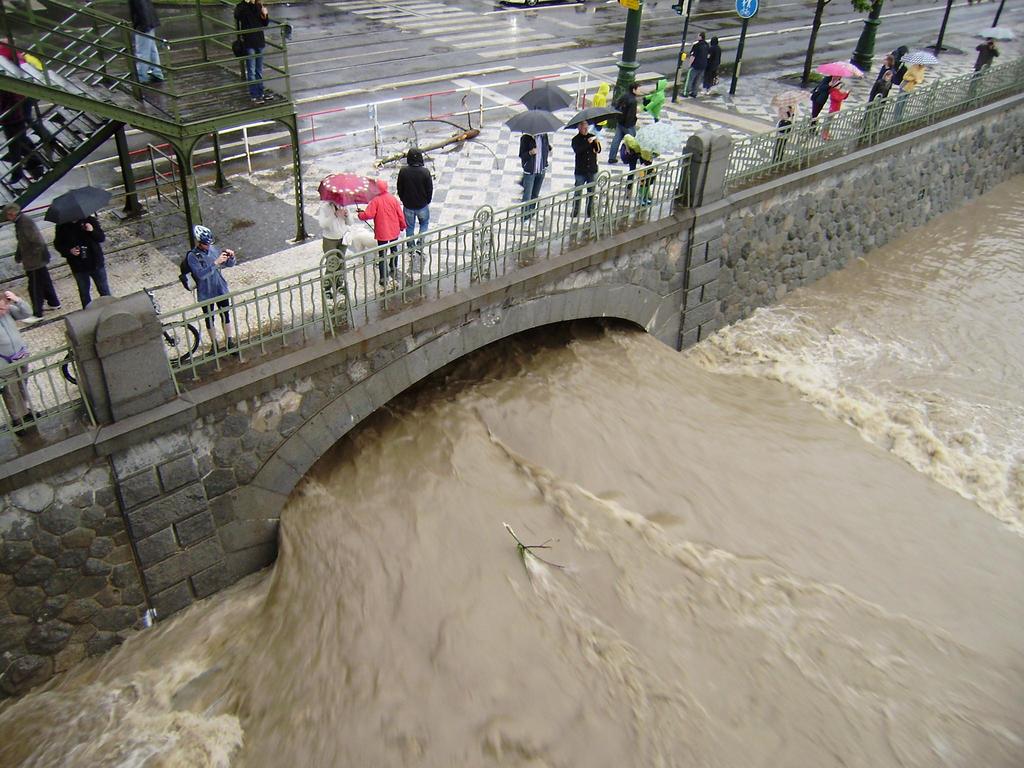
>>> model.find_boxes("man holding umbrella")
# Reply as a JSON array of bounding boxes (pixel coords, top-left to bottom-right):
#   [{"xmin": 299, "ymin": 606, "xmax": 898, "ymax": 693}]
[
  {"xmin": 4, "ymin": 203, "xmax": 59, "ymax": 322},
  {"xmin": 54, "ymin": 215, "xmax": 109, "ymax": 308}
]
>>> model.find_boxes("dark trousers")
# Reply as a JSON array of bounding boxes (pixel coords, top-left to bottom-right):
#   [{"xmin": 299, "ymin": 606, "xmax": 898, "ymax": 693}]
[
  {"xmin": 572, "ymin": 171, "xmax": 596, "ymax": 217},
  {"xmin": 376, "ymin": 239, "xmax": 399, "ymax": 285},
  {"xmin": 72, "ymin": 265, "xmax": 110, "ymax": 308},
  {"xmin": 26, "ymin": 267, "xmax": 58, "ymax": 317},
  {"xmin": 2, "ymin": 120, "xmax": 44, "ymax": 181},
  {"xmin": 201, "ymin": 297, "xmax": 231, "ymax": 330}
]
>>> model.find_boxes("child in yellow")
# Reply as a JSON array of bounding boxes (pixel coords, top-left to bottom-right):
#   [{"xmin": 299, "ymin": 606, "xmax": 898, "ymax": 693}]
[{"xmin": 592, "ymin": 82, "xmax": 610, "ymax": 133}]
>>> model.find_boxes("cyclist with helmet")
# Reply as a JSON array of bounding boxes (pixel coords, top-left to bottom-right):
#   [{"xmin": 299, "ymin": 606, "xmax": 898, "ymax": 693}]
[{"xmin": 186, "ymin": 225, "xmax": 237, "ymax": 352}]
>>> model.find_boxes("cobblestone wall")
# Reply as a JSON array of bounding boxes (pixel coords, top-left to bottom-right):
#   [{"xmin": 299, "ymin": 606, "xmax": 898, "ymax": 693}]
[
  {"xmin": 717, "ymin": 105, "xmax": 1024, "ymax": 324},
  {"xmin": 0, "ymin": 462, "xmax": 146, "ymax": 697}
]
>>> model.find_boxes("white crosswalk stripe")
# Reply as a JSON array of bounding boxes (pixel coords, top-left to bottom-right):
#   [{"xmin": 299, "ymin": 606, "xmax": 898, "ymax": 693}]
[{"xmin": 326, "ymin": 0, "xmax": 573, "ymax": 61}]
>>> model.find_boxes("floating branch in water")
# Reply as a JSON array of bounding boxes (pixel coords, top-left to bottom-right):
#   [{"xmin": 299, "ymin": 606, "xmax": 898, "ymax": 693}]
[{"xmin": 503, "ymin": 523, "xmax": 565, "ymax": 569}]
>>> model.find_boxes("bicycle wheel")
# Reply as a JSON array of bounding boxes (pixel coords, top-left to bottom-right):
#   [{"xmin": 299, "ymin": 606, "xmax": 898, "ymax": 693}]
[
  {"xmin": 61, "ymin": 351, "xmax": 77, "ymax": 385},
  {"xmin": 163, "ymin": 322, "xmax": 201, "ymax": 365}
]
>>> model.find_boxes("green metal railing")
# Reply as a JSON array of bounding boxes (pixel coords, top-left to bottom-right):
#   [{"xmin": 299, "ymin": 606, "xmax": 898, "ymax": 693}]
[
  {"xmin": 0, "ymin": 0, "xmax": 292, "ymax": 129},
  {"xmin": 161, "ymin": 154, "xmax": 692, "ymax": 381},
  {"xmin": 1, "ymin": 345, "xmax": 94, "ymax": 436},
  {"xmin": 726, "ymin": 58, "xmax": 1024, "ymax": 189}
]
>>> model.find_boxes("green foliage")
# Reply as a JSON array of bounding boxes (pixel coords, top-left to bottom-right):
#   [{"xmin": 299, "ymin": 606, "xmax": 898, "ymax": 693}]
[{"xmin": 851, "ymin": 0, "xmax": 878, "ymax": 12}]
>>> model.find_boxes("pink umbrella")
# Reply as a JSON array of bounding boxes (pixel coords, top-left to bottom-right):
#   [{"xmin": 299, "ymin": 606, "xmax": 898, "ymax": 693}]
[
  {"xmin": 317, "ymin": 173, "xmax": 382, "ymax": 207},
  {"xmin": 816, "ymin": 61, "xmax": 864, "ymax": 78}
]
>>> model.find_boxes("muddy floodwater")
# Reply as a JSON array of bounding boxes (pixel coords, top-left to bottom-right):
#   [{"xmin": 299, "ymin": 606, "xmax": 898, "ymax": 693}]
[{"xmin": 1, "ymin": 177, "xmax": 1022, "ymax": 767}]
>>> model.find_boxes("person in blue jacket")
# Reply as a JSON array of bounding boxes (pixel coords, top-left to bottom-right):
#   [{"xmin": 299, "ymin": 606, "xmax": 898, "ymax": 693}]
[{"xmin": 186, "ymin": 225, "xmax": 237, "ymax": 352}]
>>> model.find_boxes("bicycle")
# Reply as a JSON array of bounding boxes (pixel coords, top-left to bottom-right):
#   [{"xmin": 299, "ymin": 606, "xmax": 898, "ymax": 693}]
[{"xmin": 61, "ymin": 288, "xmax": 200, "ymax": 384}]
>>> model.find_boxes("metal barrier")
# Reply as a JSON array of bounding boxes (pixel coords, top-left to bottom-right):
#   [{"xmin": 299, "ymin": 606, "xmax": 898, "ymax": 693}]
[
  {"xmin": 161, "ymin": 153, "xmax": 691, "ymax": 381},
  {"xmin": 0, "ymin": 344, "xmax": 94, "ymax": 435},
  {"xmin": 726, "ymin": 58, "xmax": 1024, "ymax": 189}
]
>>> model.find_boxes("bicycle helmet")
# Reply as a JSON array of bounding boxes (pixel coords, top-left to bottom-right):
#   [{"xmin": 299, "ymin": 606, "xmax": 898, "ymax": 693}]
[{"xmin": 193, "ymin": 225, "xmax": 214, "ymax": 245}]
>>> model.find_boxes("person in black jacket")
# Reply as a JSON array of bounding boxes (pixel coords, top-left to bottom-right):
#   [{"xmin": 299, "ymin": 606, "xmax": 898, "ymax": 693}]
[
  {"xmin": 869, "ymin": 54, "xmax": 896, "ymax": 102},
  {"xmin": 234, "ymin": 0, "xmax": 270, "ymax": 103},
  {"xmin": 519, "ymin": 132, "xmax": 550, "ymax": 221},
  {"xmin": 54, "ymin": 216, "xmax": 110, "ymax": 308},
  {"xmin": 396, "ymin": 148, "xmax": 433, "ymax": 256},
  {"xmin": 606, "ymin": 81, "xmax": 639, "ymax": 165},
  {"xmin": 703, "ymin": 37, "xmax": 722, "ymax": 94},
  {"xmin": 684, "ymin": 32, "xmax": 709, "ymax": 98},
  {"xmin": 571, "ymin": 120, "xmax": 600, "ymax": 218},
  {"xmin": 128, "ymin": 0, "xmax": 163, "ymax": 84}
]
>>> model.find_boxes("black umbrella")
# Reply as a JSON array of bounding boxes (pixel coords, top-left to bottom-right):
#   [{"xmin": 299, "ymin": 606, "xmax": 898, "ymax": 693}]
[
  {"xmin": 505, "ymin": 109, "xmax": 564, "ymax": 134},
  {"xmin": 44, "ymin": 186, "xmax": 111, "ymax": 224},
  {"xmin": 519, "ymin": 84, "xmax": 574, "ymax": 111},
  {"xmin": 563, "ymin": 105, "xmax": 621, "ymax": 128}
]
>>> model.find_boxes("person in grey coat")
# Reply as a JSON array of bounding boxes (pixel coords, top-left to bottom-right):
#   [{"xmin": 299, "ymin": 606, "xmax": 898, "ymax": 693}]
[
  {"xmin": 0, "ymin": 290, "xmax": 35, "ymax": 430},
  {"xmin": 4, "ymin": 202, "xmax": 59, "ymax": 320}
]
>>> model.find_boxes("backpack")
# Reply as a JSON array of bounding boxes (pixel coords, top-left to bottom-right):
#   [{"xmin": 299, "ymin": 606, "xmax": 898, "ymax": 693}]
[
  {"xmin": 811, "ymin": 77, "xmax": 831, "ymax": 104},
  {"xmin": 619, "ymin": 141, "xmax": 637, "ymax": 164},
  {"xmin": 179, "ymin": 252, "xmax": 196, "ymax": 291}
]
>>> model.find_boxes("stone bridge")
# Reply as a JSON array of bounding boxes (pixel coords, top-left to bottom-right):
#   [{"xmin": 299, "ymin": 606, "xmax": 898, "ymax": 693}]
[{"xmin": 1, "ymin": 94, "xmax": 1022, "ymax": 696}]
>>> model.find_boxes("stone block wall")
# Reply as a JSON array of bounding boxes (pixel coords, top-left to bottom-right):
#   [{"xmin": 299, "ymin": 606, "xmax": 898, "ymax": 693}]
[
  {"xmin": 717, "ymin": 101, "xmax": 1024, "ymax": 325},
  {"xmin": 110, "ymin": 432, "xmax": 233, "ymax": 619},
  {"xmin": 0, "ymin": 462, "xmax": 146, "ymax": 697}
]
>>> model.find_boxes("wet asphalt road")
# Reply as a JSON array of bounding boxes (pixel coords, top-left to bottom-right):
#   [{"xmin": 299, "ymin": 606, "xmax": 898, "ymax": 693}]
[{"xmin": 245, "ymin": 0, "xmax": 1016, "ymax": 137}]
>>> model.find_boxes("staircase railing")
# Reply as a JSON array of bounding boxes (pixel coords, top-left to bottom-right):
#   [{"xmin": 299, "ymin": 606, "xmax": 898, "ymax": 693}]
[{"xmin": 0, "ymin": 0, "xmax": 292, "ymax": 127}]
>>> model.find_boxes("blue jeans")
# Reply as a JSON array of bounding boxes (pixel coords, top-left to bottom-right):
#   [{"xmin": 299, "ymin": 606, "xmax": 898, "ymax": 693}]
[
  {"xmin": 607, "ymin": 124, "xmax": 636, "ymax": 164},
  {"xmin": 404, "ymin": 205, "xmax": 429, "ymax": 243},
  {"xmin": 133, "ymin": 30, "xmax": 162, "ymax": 81},
  {"xmin": 521, "ymin": 171, "xmax": 545, "ymax": 219},
  {"xmin": 684, "ymin": 67, "xmax": 705, "ymax": 97},
  {"xmin": 244, "ymin": 47, "xmax": 264, "ymax": 98},
  {"xmin": 73, "ymin": 265, "xmax": 110, "ymax": 308}
]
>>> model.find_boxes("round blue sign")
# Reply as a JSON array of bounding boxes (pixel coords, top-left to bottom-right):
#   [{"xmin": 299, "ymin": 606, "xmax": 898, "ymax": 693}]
[{"xmin": 736, "ymin": 0, "xmax": 758, "ymax": 18}]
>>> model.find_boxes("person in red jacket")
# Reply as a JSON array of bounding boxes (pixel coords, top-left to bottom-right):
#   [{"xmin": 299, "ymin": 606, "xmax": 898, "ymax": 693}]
[
  {"xmin": 358, "ymin": 180, "xmax": 405, "ymax": 288},
  {"xmin": 822, "ymin": 77, "xmax": 849, "ymax": 140}
]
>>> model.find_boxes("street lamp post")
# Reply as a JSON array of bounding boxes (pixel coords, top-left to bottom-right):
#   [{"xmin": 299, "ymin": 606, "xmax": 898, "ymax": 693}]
[
  {"xmin": 851, "ymin": 0, "xmax": 884, "ymax": 72},
  {"xmin": 613, "ymin": 0, "xmax": 645, "ymax": 103},
  {"xmin": 931, "ymin": 0, "xmax": 954, "ymax": 53},
  {"xmin": 993, "ymin": 0, "xmax": 1006, "ymax": 26},
  {"xmin": 671, "ymin": 0, "xmax": 694, "ymax": 103},
  {"xmin": 801, "ymin": 0, "xmax": 832, "ymax": 87}
]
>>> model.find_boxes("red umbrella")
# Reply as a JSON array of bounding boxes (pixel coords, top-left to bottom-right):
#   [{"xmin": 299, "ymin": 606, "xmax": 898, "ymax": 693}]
[{"xmin": 318, "ymin": 174, "xmax": 382, "ymax": 206}]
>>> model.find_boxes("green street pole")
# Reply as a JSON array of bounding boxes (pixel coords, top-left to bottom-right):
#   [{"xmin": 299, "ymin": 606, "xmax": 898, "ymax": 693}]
[
  {"xmin": 851, "ymin": 0, "xmax": 884, "ymax": 72},
  {"xmin": 613, "ymin": 1, "xmax": 644, "ymax": 103}
]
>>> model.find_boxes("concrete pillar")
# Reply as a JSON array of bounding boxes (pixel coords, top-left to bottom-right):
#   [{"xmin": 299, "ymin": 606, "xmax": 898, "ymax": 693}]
[
  {"xmin": 685, "ymin": 129, "xmax": 733, "ymax": 207},
  {"xmin": 64, "ymin": 293, "xmax": 177, "ymax": 423}
]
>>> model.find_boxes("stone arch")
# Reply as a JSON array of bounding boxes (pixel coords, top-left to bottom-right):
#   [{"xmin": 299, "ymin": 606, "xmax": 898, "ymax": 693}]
[{"xmin": 221, "ymin": 281, "xmax": 678, "ymax": 574}]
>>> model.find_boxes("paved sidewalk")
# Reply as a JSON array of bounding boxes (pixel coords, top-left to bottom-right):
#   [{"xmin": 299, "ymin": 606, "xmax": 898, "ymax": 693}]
[{"xmin": 7, "ymin": 27, "xmax": 1019, "ymax": 358}]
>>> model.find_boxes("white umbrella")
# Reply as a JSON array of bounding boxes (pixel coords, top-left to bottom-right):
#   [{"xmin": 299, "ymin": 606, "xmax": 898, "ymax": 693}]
[
  {"xmin": 635, "ymin": 122, "xmax": 684, "ymax": 156},
  {"xmin": 977, "ymin": 27, "xmax": 1014, "ymax": 41},
  {"xmin": 901, "ymin": 50, "xmax": 940, "ymax": 67}
]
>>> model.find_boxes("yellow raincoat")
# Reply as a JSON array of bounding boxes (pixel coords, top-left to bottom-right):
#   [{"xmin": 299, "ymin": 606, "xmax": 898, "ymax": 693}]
[
  {"xmin": 592, "ymin": 83, "xmax": 610, "ymax": 128},
  {"xmin": 900, "ymin": 63, "xmax": 925, "ymax": 93}
]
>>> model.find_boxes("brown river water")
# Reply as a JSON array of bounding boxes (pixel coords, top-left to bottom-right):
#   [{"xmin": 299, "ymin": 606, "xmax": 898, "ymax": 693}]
[{"xmin": 1, "ymin": 177, "xmax": 1022, "ymax": 766}]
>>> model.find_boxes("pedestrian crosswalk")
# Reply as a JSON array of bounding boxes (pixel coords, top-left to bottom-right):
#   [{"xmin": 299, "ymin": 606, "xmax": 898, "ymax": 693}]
[{"xmin": 326, "ymin": 0, "xmax": 580, "ymax": 61}]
